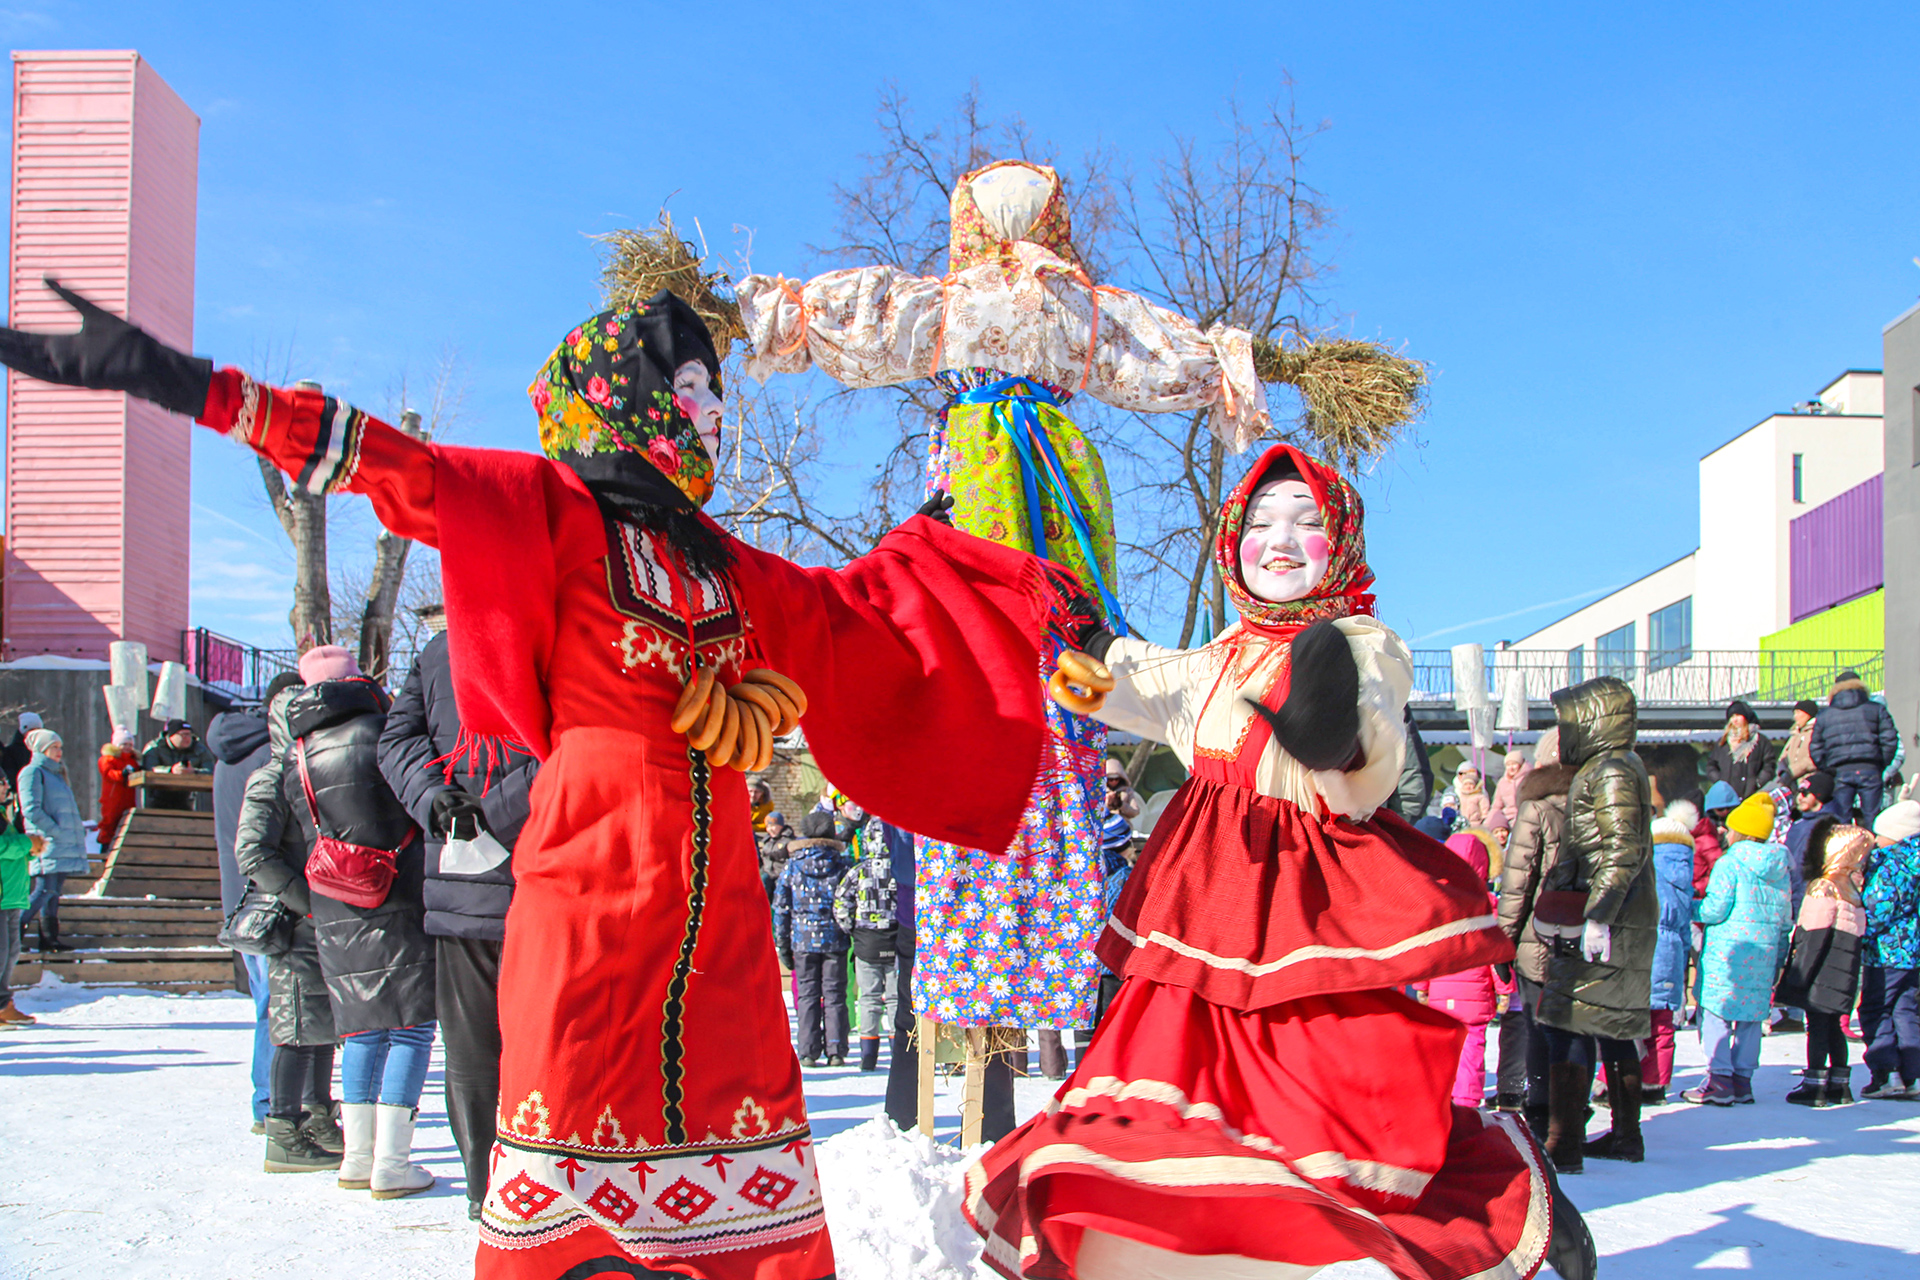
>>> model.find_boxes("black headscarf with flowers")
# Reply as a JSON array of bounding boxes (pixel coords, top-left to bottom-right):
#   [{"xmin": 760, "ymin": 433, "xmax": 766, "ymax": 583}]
[{"xmin": 528, "ymin": 289, "xmax": 732, "ymax": 575}]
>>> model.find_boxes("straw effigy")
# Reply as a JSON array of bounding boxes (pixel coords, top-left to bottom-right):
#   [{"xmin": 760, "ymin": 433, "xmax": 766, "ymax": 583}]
[
  {"xmin": 594, "ymin": 211, "xmax": 747, "ymax": 361},
  {"xmin": 1251, "ymin": 335, "xmax": 1428, "ymax": 470}
]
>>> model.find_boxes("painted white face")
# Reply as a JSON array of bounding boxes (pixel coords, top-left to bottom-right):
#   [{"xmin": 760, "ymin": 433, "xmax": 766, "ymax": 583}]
[
  {"xmin": 671, "ymin": 360, "xmax": 724, "ymax": 462},
  {"xmin": 1238, "ymin": 478, "xmax": 1330, "ymax": 603}
]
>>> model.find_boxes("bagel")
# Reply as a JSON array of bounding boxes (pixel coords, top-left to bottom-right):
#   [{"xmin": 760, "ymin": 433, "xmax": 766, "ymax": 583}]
[
  {"xmin": 742, "ymin": 668, "xmax": 808, "ymax": 718},
  {"xmin": 1056, "ymin": 649, "xmax": 1116, "ymax": 692},
  {"xmin": 730, "ymin": 681, "xmax": 784, "ymax": 735},
  {"xmin": 1049, "ymin": 669, "xmax": 1106, "ymax": 716},
  {"xmin": 687, "ymin": 680, "xmax": 730, "ymax": 751},
  {"xmin": 670, "ymin": 665, "xmax": 717, "ymax": 734},
  {"xmin": 707, "ymin": 694, "xmax": 742, "ymax": 766}
]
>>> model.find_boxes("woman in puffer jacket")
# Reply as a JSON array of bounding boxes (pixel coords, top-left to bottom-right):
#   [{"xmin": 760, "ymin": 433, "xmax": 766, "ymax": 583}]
[
  {"xmin": 1416, "ymin": 832, "xmax": 1507, "ymax": 1106},
  {"xmin": 277, "ymin": 646, "xmax": 437, "ymax": 1199},
  {"xmin": 1642, "ymin": 805, "xmax": 1698, "ymax": 1102},
  {"xmin": 19, "ymin": 728, "xmax": 88, "ymax": 953},
  {"xmin": 1686, "ymin": 791, "xmax": 1792, "ymax": 1105},
  {"xmin": 1775, "ymin": 820, "xmax": 1868, "ymax": 1106},
  {"xmin": 235, "ymin": 675, "xmax": 343, "ymax": 1173}
]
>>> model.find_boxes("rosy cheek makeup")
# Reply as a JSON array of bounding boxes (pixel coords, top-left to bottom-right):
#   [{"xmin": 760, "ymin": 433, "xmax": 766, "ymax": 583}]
[{"xmin": 1301, "ymin": 533, "xmax": 1330, "ymax": 561}]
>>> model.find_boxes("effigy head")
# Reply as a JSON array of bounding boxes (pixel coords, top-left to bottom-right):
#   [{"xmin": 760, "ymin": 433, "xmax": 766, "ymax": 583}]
[
  {"xmin": 949, "ymin": 159, "xmax": 1087, "ymax": 275},
  {"xmin": 1215, "ymin": 444, "xmax": 1374, "ymax": 626}
]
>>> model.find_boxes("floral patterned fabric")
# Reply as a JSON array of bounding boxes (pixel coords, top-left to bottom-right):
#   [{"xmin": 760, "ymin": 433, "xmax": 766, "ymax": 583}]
[
  {"xmin": 735, "ymin": 248, "xmax": 1270, "ymax": 451},
  {"xmin": 913, "ymin": 693, "xmax": 1107, "ymax": 1027},
  {"xmin": 1863, "ymin": 833, "xmax": 1920, "ymax": 969},
  {"xmin": 947, "ymin": 159, "xmax": 1088, "ymax": 276},
  {"xmin": 528, "ymin": 290, "xmax": 721, "ymax": 509}
]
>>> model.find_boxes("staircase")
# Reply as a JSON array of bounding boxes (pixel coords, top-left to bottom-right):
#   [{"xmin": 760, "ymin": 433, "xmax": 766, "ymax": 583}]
[{"xmin": 11, "ymin": 807, "xmax": 234, "ymax": 992}]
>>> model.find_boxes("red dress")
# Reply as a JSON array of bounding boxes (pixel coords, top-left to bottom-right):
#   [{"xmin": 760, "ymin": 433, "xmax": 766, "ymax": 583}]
[
  {"xmin": 198, "ymin": 371, "xmax": 1067, "ymax": 1280},
  {"xmin": 964, "ymin": 619, "xmax": 1551, "ymax": 1280}
]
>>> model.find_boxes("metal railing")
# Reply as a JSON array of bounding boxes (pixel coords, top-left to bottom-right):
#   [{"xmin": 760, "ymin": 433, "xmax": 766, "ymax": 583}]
[
  {"xmin": 182, "ymin": 629, "xmax": 421, "ymax": 697},
  {"xmin": 1410, "ymin": 649, "xmax": 1883, "ymax": 707}
]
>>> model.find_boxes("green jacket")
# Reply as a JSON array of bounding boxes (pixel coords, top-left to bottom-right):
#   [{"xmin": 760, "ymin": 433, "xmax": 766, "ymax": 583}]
[
  {"xmin": 1535, "ymin": 676, "xmax": 1659, "ymax": 1041},
  {"xmin": 0, "ymin": 825, "xmax": 31, "ymax": 910}
]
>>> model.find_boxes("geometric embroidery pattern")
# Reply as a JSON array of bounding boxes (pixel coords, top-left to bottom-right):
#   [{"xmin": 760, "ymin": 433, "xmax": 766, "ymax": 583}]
[
  {"xmin": 586, "ymin": 1179, "xmax": 642, "ymax": 1226},
  {"xmin": 499, "ymin": 1171, "xmax": 562, "ymax": 1221},
  {"xmin": 738, "ymin": 1166, "xmax": 799, "ymax": 1210},
  {"xmin": 654, "ymin": 1176, "xmax": 718, "ymax": 1224}
]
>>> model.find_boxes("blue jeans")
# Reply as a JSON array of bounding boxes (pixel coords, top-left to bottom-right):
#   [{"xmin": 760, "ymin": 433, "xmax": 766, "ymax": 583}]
[
  {"xmin": 1701, "ymin": 1010, "xmax": 1761, "ymax": 1079},
  {"xmin": 243, "ymin": 953, "xmax": 273, "ymax": 1122},
  {"xmin": 1831, "ymin": 763, "xmax": 1885, "ymax": 828},
  {"xmin": 25, "ymin": 873, "xmax": 63, "ymax": 929},
  {"xmin": 1861, "ymin": 965, "xmax": 1920, "ymax": 1080},
  {"xmin": 340, "ymin": 1022, "xmax": 437, "ymax": 1107}
]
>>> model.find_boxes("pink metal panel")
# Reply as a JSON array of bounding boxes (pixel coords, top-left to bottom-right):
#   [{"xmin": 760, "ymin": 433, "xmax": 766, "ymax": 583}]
[
  {"xmin": 4, "ymin": 51, "xmax": 197, "ymax": 660},
  {"xmin": 1790, "ymin": 472, "xmax": 1882, "ymax": 622}
]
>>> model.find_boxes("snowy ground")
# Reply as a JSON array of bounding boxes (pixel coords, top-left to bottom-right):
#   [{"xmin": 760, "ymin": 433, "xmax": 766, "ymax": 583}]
[{"xmin": 1, "ymin": 979, "xmax": 1917, "ymax": 1279}]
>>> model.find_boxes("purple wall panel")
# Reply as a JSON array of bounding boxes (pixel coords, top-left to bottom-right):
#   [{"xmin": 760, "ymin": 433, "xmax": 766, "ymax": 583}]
[{"xmin": 1791, "ymin": 473, "xmax": 1882, "ymax": 621}]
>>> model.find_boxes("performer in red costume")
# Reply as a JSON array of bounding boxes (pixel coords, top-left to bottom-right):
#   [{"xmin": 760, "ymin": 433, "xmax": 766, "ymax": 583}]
[
  {"xmin": 973, "ymin": 445, "xmax": 1597, "ymax": 1280},
  {"xmin": 0, "ymin": 281, "xmax": 1089, "ymax": 1280}
]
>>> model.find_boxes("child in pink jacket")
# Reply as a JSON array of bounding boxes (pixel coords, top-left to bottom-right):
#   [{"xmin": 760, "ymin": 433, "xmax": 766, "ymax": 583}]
[{"xmin": 1417, "ymin": 831, "xmax": 1511, "ymax": 1106}]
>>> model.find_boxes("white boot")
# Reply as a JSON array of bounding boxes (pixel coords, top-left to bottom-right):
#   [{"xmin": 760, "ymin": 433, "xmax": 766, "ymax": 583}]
[
  {"xmin": 337, "ymin": 1102, "xmax": 376, "ymax": 1190},
  {"xmin": 370, "ymin": 1103, "xmax": 435, "ymax": 1200}
]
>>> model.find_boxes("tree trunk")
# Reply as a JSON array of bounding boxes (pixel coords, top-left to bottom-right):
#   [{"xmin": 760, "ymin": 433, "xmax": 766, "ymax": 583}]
[
  {"xmin": 354, "ymin": 409, "xmax": 426, "ymax": 679},
  {"xmin": 256, "ymin": 447, "xmax": 332, "ymax": 650}
]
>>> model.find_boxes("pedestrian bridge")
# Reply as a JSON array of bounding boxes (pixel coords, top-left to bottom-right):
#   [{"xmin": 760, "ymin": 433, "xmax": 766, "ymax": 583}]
[{"xmin": 1408, "ymin": 648, "xmax": 1883, "ymax": 735}]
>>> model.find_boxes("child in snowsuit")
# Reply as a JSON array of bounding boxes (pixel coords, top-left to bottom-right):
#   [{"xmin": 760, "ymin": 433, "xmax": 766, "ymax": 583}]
[
  {"xmin": 96, "ymin": 730, "xmax": 139, "ymax": 850},
  {"xmin": 1643, "ymin": 804, "xmax": 1698, "ymax": 1100},
  {"xmin": 1775, "ymin": 820, "xmax": 1869, "ymax": 1106},
  {"xmin": 1416, "ymin": 832, "xmax": 1508, "ymax": 1105},
  {"xmin": 774, "ymin": 812, "xmax": 851, "ymax": 1067},
  {"xmin": 833, "ymin": 820, "xmax": 898, "ymax": 1072},
  {"xmin": 1860, "ymin": 800, "xmax": 1920, "ymax": 1099},
  {"xmin": 1686, "ymin": 791, "xmax": 1792, "ymax": 1105}
]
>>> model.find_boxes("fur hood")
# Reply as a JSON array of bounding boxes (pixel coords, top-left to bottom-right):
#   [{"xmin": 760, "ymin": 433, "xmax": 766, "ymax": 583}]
[
  {"xmin": 1651, "ymin": 815, "xmax": 1697, "ymax": 847},
  {"xmin": 1517, "ymin": 762, "xmax": 1576, "ymax": 805}
]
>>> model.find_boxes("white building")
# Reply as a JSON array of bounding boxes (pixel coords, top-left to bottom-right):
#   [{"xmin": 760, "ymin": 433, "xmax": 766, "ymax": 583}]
[{"xmin": 1511, "ymin": 370, "xmax": 1884, "ymax": 670}]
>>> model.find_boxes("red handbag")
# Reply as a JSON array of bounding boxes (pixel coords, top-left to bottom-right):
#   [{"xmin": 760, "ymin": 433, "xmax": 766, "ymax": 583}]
[{"xmin": 296, "ymin": 739, "xmax": 406, "ymax": 910}]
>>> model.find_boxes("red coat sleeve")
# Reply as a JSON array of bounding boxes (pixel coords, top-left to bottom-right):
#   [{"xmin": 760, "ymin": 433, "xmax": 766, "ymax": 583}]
[{"xmin": 728, "ymin": 516, "xmax": 1057, "ymax": 856}]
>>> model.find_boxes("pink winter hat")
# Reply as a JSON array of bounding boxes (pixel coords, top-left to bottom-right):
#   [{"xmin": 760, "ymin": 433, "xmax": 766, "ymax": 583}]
[{"xmin": 298, "ymin": 644, "xmax": 362, "ymax": 686}]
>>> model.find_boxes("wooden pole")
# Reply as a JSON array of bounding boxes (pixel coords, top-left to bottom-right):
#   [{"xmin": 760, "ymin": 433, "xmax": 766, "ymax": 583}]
[
  {"xmin": 916, "ymin": 1014, "xmax": 937, "ymax": 1137},
  {"xmin": 961, "ymin": 1027, "xmax": 988, "ymax": 1147}
]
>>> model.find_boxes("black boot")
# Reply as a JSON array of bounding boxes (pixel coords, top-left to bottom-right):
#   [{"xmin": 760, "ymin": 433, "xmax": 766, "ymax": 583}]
[
  {"xmin": 39, "ymin": 920, "xmax": 73, "ymax": 953},
  {"xmin": 858, "ymin": 1037, "xmax": 880, "ymax": 1072},
  {"xmin": 1785, "ymin": 1070, "xmax": 1824, "ymax": 1106},
  {"xmin": 1584, "ymin": 1061, "xmax": 1644, "ymax": 1162},
  {"xmin": 264, "ymin": 1115, "xmax": 343, "ymax": 1173},
  {"xmin": 1544, "ymin": 1161, "xmax": 1599, "ymax": 1280},
  {"xmin": 1545, "ymin": 1062, "xmax": 1588, "ymax": 1175},
  {"xmin": 1820, "ymin": 1067, "xmax": 1853, "ymax": 1107}
]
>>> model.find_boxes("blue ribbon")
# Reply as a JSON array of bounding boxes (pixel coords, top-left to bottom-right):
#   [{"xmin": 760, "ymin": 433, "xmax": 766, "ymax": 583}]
[{"xmin": 948, "ymin": 377, "xmax": 1129, "ymax": 636}]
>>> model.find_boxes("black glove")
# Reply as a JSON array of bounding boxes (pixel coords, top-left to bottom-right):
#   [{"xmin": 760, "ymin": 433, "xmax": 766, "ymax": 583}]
[
  {"xmin": 914, "ymin": 489, "xmax": 956, "ymax": 526},
  {"xmin": 1494, "ymin": 962, "xmax": 1514, "ymax": 986},
  {"xmin": 0, "ymin": 278, "xmax": 212, "ymax": 418},
  {"xmin": 1052, "ymin": 568, "xmax": 1116, "ymax": 661},
  {"xmin": 431, "ymin": 790, "xmax": 487, "ymax": 842},
  {"xmin": 1247, "ymin": 619, "xmax": 1361, "ymax": 771}
]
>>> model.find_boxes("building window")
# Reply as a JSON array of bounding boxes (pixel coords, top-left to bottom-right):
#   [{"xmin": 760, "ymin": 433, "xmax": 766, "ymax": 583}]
[
  {"xmin": 1792, "ymin": 453, "xmax": 1804, "ymax": 503},
  {"xmin": 1649, "ymin": 597, "xmax": 1692, "ymax": 672},
  {"xmin": 1567, "ymin": 645, "xmax": 1584, "ymax": 684},
  {"xmin": 1597, "ymin": 622, "xmax": 1636, "ymax": 680}
]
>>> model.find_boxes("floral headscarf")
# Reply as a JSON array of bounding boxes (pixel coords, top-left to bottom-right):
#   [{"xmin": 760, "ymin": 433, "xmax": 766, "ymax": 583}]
[
  {"xmin": 1214, "ymin": 443, "xmax": 1375, "ymax": 634},
  {"xmin": 948, "ymin": 159, "xmax": 1087, "ymax": 276}
]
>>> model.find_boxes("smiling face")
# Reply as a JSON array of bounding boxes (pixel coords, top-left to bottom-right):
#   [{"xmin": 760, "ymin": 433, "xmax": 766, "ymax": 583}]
[
  {"xmin": 1237, "ymin": 478, "xmax": 1330, "ymax": 604},
  {"xmin": 671, "ymin": 360, "xmax": 724, "ymax": 463}
]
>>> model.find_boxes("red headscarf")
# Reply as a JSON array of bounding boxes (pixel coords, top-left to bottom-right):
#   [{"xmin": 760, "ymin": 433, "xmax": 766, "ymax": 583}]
[{"xmin": 1213, "ymin": 443, "xmax": 1375, "ymax": 638}]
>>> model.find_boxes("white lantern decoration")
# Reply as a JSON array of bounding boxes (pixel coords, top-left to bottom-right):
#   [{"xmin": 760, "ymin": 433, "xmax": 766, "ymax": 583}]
[{"xmin": 150, "ymin": 661, "xmax": 189, "ymax": 724}]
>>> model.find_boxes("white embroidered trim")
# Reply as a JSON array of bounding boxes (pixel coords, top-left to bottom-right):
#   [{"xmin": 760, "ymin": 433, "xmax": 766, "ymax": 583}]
[
  {"xmin": 1459, "ymin": 1110, "xmax": 1553, "ymax": 1280},
  {"xmin": 227, "ymin": 373, "xmax": 260, "ymax": 445},
  {"xmin": 1106, "ymin": 912, "xmax": 1501, "ymax": 978}
]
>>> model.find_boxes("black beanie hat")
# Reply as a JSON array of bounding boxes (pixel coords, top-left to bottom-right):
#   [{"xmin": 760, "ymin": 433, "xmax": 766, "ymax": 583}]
[
  {"xmin": 800, "ymin": 811, "xmax": 837, "ymax": 840},
  {"xmin": 1794, "ymin": 699, "xmax": 1818, "ymax": 718}
]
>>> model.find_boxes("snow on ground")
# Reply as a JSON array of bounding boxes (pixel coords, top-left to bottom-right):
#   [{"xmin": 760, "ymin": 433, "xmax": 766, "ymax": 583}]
[{"xmin": 1, "ymin": 978, "xmax": 1917, "ymax": 1279}]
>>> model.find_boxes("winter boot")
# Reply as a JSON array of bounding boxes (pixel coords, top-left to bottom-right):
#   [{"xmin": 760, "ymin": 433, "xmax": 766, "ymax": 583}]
[
  {"xmin": 337, "ymin": 1102, "xmax": 376, "ymax": 1190},
  {"xmin": 264, "ymin": 1116, "xmax": 344, "ymax": 1173},
  {"xmin": 302, "ymin": 1098, "xmax": 345, "ymax": 1154},
  {"xmin": 1522, "ymin": 1101, "xmax": 1549, "ymax": 1145},
  {"xmin": 1544, "ymin": 1063, "xmax": 1589, "ymax": 1175},
  {"xmin": 1730, "ymin": 1073, "xmax": 1756, "ymax": 1104},
  {"xmin": 0, "ymin": 1000, "xmax": 37, "ymax": 1027},
  {"xmin": 1820, "ymin": 1067, "xmax": 1854, "ymax": 1107},
  {"xmin": 1542, "ymin": 1161, "xmax": 1598, "ymax": 1280},
  {"xmin": 1784, "ymin": 1071, "xmax": 1824, "ymax": 1106},
  {"xmin": 36, "ymin": 921, "xmax": 72, "ymax": 953},
  {"xmin": 369, "ymin": 1103, "xmax": 435, "ymax": 1200},
  {"xmin": 1683, "ymin": 1074, "xmax": 1735, "ymax": 1105},
  {"xmin": 858, "ymin": 1036, "xmax": 881, "ymax": 1072},
  {"xmin": 1584, "ymin": 1061, "xmax": 1644, "ymax": 1162}
]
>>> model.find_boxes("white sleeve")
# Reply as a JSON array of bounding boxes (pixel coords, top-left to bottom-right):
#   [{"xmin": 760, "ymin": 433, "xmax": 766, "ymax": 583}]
[
  {"xmin": 1091, "ymin": 636, "xmax": 1195, "ymax": 750},
  {"xmin": 1312, "ymin": 618, "xmax": 1413, "ymax": 820},
  {"xmin": 737, "ymin": 268, "xmax": 945, "ymax": 387}
]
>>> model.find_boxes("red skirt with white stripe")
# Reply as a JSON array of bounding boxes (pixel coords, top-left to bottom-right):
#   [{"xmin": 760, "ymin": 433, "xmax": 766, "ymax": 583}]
[{"xmin": 964, "ymin": 979, "xmax": 1550, "ymax": 1280}]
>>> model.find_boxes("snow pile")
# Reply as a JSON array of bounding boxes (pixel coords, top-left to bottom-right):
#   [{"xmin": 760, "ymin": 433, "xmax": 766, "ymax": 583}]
[{"xmin": 816, "ymin": 1118, "xmax": 984, "ymax": 1280}]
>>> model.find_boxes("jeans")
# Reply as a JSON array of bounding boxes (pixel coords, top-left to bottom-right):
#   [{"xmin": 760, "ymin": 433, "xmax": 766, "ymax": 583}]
[
  {"xmin": 853, "ymin": 954, "xmax": 897, "ymax": 1043},
  {"xmin": 0, "ymin": 907, "xmax": 20, "ymax": 1001},
  {"xmin": 1831, "ymin": 763, "xmax": 1886, "ymax": 828},
  {"xmin": 437, "ymin": 937, "xmax": 503, "ymax": 1208},
  {"xmin": 25, "ymin": 873, "xmax": 63, "ymax": 931},
  {"xmin": 1861, "ymin": 965, "xmax": 1920, "ymax": 1080},
  {"xmin": 340, "ymin": 1022, "xmax": 437, "ymax": 1108},
  {"xmin": 243, "ymin": 952, "xmax": 273, "ymax": 1122},
  {"xmin": 1701, "ymin": 1010, "xmax": 1762, "ymax": 1079},
  {"xmin": 792, "ymin": 951, "xmax": 849, "ymax": 1060}
]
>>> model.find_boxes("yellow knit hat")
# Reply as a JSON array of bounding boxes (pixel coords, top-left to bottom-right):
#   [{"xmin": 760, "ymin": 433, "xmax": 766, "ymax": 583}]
[{"xmin": 1726, "ymin": 791, "xmax": 1775, "ymax": 841}]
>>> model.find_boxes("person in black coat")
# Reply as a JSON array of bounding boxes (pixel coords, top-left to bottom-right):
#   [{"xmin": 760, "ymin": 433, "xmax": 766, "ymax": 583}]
[
  {"xmin": 281, "ymin": 644, "xmax": 437, "ymax": 1199},
  {"xmin": 377, "ymin": 620, "xmax": 538, "ymax": 1221},
  {"xmin": 1775, "ymin": 820, "xmax": 1870, "ymax": 1106},
  {"xmin": 1811, "ymin": 671, "xmax": 1900, "ymax": 827},
  {"xmin": 0, "ymin": 713, "xmax": 40, "ymax": 791},
  {"xmin": 1704, "ymin": 699, "xmax": 1779, "ymax": 800}
]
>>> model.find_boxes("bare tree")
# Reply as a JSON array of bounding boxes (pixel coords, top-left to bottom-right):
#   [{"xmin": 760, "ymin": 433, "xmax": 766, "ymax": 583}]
[{"xmin": 258, "ymin": 378, "xmax": 334, "ymax": 648}]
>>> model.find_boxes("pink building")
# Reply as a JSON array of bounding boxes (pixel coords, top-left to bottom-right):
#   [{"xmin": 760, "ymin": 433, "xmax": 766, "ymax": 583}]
[{"xmin": 4, "ymin": 50, "xmax": 198, "ymax": 660}]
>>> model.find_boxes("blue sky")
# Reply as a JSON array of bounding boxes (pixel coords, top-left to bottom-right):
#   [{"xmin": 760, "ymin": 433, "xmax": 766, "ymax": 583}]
[{"xmin": 5, "ymin": 2, "xmax": 1918, "ymax": 651}]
